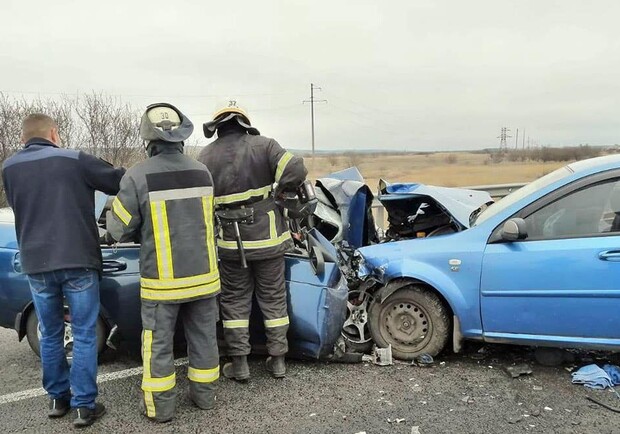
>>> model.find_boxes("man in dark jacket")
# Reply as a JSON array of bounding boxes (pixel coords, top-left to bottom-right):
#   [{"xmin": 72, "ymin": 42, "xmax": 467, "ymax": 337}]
[
  {"xmin": 198, "ymin": 100, "xmax": 307, "ymax": 380},
  {"xmin": 107, "ymin": 103, "xmax": 220, "ymax": 423},
  {"xmin": 2, "ymin": 113, "xmax": 125, "ymax": 427}
]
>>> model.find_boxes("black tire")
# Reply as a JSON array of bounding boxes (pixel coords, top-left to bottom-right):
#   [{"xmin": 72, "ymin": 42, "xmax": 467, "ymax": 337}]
[
  {"xmin": 26, "ymin": 308, "xmax": 108, "ymax": 358},
  {"xmin": 368, "ymin": 285, "xmax": 450, "ymax": 360}
]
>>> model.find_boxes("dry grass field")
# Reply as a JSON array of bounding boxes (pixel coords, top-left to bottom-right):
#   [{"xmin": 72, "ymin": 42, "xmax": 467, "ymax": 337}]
[{"xmin": 305, "ymin": 152, "xmax": 566, "ymax": 190}]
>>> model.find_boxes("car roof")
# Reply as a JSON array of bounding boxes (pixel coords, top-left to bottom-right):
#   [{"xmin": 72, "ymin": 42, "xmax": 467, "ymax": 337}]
[{"xmin": 568, "ymin": 154, "xmax": 620, "ymax": 175}]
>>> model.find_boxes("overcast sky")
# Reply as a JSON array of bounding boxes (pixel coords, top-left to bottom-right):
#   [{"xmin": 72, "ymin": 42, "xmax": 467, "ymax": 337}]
[{"xmin": 1, "ymin": 0, "xmax": 618, "ymax": 151}]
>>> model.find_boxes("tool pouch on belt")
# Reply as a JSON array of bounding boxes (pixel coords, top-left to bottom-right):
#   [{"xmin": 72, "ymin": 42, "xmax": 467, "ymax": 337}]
[
  {"xmin": 216, "ymin": 208, "xmax": 254, "ymax": 268},
  {"xmin": 215, "ymin": 197, "xmax": 293, "ymax": 262}
]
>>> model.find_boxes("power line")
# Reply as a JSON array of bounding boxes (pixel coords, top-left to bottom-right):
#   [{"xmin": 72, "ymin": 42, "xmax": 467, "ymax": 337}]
[{"xmin": 0, "ymin": 89, "xmax": 299, "ymax": 99}]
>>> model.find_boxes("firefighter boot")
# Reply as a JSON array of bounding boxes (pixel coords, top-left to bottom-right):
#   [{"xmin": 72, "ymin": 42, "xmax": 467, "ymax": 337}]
[
  {"xmin": 222, "ymin": 356, "xmax": 250, "ymax": 382},
  {"xmin": 265, "ymin": 356, "xmax": 286, "ymax": 378}
]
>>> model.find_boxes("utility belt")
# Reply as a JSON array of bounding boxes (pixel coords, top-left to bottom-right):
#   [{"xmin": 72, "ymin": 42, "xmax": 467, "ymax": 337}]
[
  {"xmin": 216, "ymin": 196, "xmax": 275, "ymax": 213},
  {"xmin": 215, "ymin": 197, "xmax": 276, "ymax": 268}
]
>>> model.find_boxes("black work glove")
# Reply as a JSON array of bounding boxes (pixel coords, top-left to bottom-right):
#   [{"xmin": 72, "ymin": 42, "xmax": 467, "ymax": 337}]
[{"xmin": 99, "ymin": 232, "xmax": 116, "ymax": 246}]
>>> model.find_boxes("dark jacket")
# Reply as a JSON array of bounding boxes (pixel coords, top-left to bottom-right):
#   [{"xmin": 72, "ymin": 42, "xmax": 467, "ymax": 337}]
[
  {"xmin": 2, "ymin": 138, "xmax": 125, "ymax": 274},
  {"xmin": 197, "ymin": 127, "xmax": 307, "ymax": 262},
  {"xmin": 108, "ymin": 141, "xmax": 220, "ymax": 303}
]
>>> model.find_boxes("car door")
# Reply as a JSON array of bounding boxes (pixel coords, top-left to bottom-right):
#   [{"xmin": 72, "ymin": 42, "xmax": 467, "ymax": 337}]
[
  {"xmin": 480, "ymin": 172, "xmax": 620, "ymax": 347},
  {"xmin": 99, "ymin": 245, "xmax": 142, "ymax": 344}
]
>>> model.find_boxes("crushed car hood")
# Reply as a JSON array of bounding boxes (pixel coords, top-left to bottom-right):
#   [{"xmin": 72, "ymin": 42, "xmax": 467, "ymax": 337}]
[{"xmin": 379, "ymin": 182, "xmax": 493, "ymax": 228}]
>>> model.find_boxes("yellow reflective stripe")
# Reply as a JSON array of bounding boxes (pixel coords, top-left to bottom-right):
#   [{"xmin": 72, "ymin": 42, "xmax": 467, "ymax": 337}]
[
  {"xmin": 140, "ymin": 280, "xmax": 221, "ymax": 301},
  {"xmin": 264, "ymin": 316, "xmax": 290, "ymax": 328},
  {"xmin": 142, "ymin": 372, "xmax": 176, "ymax": 392},
  {"xmin": 160, "ymin": 202, "xmax": 174, "ymax": 278},
  {"xmin": 142, "ymin": 330, "xmax": 156, "ymax": 417},
  {"xmin": 217, "ymin": 231, "xmax": 291, "ymax": 250},
  {"xmin": 140, "ymin": 271, "xmax": 219, "ymax": 290},
  {"xmin": 112, "ymin": 197, "xmax": 132, "ymax": 226},
  {"xmin": 188, "ymin": 366, "xmax": 220, "ymax": 383},
  {"xmin": 268, "ymin": 210, "xmax": 276, "ymax": 239},
  {"xmin": 151, "ymin": 201, "xmax": 174, "ymax": 279},
  {"xmin": 202, "ymin": 196, "xmax": 217, "ymax": 274},
  {"xmin": 275, "ymin": 152, "xmax": 294, "ymax": 182},
  {"xmin": 222, "ymin": 319, "xmax": 250, "ymax": 329},
  {"xmin": 214, "ymin": 185, "xmax": 272, "ymax": 206}
]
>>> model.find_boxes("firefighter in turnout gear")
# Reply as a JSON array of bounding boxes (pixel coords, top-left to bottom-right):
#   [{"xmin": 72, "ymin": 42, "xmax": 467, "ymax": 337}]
[
  {"xmin": 107, "ymin": 103, "xmax": 220, "ymax": 422},
  {"xmin": 198, "ymin": 100, "xmax": 307, "ymax": 380}
]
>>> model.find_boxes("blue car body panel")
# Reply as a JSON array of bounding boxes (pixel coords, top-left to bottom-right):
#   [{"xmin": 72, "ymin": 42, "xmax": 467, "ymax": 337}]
[
  {"xmin": 317, "ymin": 167, "xmax": 375, "ymax": 249},
  {"xmin": 359, "ymin": 155, "xmax": 620, "ymax": 351}
]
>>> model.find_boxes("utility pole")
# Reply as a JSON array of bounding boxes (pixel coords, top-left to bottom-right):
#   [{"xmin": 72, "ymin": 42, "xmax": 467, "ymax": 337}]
[
  {"xmin": 303, "ymin": 83, "xmax": 327, "ymax": 157},
  {"xmin": 497, "ymin": 127, "xmax": 512, "ymax": 153},
  {"xmin": 515, "ymin": 128, "xmax": 519, "ymax": 150},
  {"xmin": 522, "ymin": 128, "xmax": 526, "ymax": 149}
]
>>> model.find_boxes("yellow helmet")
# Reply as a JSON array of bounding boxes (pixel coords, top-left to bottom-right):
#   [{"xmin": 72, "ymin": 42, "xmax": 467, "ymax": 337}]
[{"xmin": 202, "ymin": 99, "xmax": 259, "ymax": 139}]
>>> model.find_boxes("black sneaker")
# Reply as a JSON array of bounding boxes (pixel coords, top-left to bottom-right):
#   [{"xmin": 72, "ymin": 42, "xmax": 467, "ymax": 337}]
[
  {"xmin": 48, "ymin": 397, "xmax": 70, "ymax": 418},
  {"xmin": 73, "ymin": 403, "xmax": 106, "ymax": 428}
]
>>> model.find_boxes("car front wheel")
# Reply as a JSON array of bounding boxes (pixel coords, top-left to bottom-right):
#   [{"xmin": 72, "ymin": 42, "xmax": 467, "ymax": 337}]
[
  {"xmin": 26, "ymin": 308, "xmax": 108, "ymax": 361},
  {"xmin": 368, "ymin": 285, "xmax": 450, "ymax": 360}
]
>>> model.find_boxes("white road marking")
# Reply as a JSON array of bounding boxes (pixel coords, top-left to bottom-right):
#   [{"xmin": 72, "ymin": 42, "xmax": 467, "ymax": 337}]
[{"xmin": 0, "ymin": 358, "xmax": 188, "ymax": 406}]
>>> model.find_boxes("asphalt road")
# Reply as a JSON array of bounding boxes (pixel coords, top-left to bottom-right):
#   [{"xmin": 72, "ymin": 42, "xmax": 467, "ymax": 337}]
[{"xmin": 1, "ymin": 327, "xmax": 619, "ymax": 434}]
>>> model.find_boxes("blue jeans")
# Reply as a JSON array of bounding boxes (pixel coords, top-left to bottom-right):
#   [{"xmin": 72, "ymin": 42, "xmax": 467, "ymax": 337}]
[{"xmin": 27, "ymin": 268, "xmax": 100, "ymax": 409}]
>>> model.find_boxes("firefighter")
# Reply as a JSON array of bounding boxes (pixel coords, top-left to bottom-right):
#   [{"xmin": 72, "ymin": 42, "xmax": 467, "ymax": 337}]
[
  {"xmin": 107, "ymin": 103, "xmax": 220, "ymax": 422},
  {"xmin": 198, "ymin": 100, "xmax": 307, "ymax": 380}
]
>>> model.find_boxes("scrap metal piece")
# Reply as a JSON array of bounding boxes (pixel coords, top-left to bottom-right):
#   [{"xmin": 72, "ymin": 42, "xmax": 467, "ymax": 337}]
[{"xmin": 363, "ymin": 345, "xmax": 393, "ymax": 366}]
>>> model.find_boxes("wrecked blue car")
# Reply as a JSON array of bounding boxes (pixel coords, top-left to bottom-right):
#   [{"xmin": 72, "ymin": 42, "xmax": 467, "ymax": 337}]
[
  {"xmin": 0, "ymin": 202, "xmax": 348, "ymax": 360},
  {"xmin": 336, "ymin": 156, "xmax": 620, "ymax": 360}
]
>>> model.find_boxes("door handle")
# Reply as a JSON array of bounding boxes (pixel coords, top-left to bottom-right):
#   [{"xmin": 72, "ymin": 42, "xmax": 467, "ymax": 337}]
[
  {"xmin": 598, "ymin": 250, "xmax": 620, "ymax": 262},
  {"xmin": 13, "ymin": 253, "xmax": 22, "ymax": 273},
  {"xmin": 102, "ymin": 260, "xmax": 127, "ymax": 272}
]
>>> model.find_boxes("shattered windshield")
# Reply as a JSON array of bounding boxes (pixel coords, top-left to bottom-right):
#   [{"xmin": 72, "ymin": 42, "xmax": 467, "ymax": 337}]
[{"xmin": 473, "ymin": 166, "xmax": 573, "ymax": 225}]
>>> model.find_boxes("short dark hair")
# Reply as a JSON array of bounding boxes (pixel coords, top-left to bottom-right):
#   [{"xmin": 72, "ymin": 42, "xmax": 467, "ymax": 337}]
[{"xmin": 22, "ymin": 113, "xmax": 58, "ymax": 142}]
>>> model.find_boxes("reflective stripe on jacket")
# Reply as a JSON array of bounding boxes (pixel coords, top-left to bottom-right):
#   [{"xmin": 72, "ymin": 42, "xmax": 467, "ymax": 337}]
[
  {"xmin": 108, "ymin": 144, "xmax": 220, "ymax": 303},
  {"xmin": 197, "ymin": 133, "xmax": 307, "ymax": 261}
]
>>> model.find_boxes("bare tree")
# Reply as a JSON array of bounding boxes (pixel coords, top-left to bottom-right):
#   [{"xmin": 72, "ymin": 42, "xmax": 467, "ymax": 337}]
[
  {"xmin": 73, "ymin": 93, "xmax": 143, "ymax": 167},
  {"xmin": 0, "ymin": 92, "xmax": 145, "ymax": 206}
]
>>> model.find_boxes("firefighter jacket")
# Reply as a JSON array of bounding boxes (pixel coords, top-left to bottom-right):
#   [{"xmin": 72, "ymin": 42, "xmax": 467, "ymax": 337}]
[
  {"xmin": 108, "ymin": 142, "xmax": 220, "ymax": 303},
  {"xmin": 197, "ymin": 131, "xmax": 307, "ymax": 262}
]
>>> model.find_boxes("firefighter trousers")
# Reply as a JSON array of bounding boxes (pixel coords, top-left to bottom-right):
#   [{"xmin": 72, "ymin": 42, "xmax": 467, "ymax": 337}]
[
  {"xmin": 140, "ymin": 296, "xmax": 219, "ymax": 421},
  {"xmin": 220, "ymin": 256, "xmax": 289, "ymax": 357}
]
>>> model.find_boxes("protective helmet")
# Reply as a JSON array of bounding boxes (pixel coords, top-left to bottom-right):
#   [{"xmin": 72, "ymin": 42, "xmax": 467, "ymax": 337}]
[
  {"xmin": 140, "ymin": 103, "xmax": 194, "ymax": 143},
  {"xmin": 202, "ymin": 99, "xmax": 260, "ymax": 139}
]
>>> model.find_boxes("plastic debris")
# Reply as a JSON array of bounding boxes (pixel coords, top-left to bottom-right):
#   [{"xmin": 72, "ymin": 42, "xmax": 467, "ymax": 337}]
[
  {"xmin": 412, "ymin": 353, "xmax": 434, "ymax": 367},
  {"xmin": 387, "ymin": 418, "xmax": 406, "ymax": 424},
  {"xmin": 504, "ymin": 363, "xmax": 533, "ymax": 378},
  {"xmin": 411, "ymin": 427, "xmax": 421, "ymax": 434}
]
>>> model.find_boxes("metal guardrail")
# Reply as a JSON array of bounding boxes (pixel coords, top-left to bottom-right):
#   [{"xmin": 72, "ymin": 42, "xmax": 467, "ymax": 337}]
[{"xmin": 371, "ymin": 182, "xmax": 528, "ymax": 229}]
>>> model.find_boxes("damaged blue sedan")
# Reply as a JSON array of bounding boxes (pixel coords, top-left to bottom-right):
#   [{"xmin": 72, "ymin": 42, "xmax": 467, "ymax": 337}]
[
  {"xmin": 328, "ymin": 156, "xmax": 620, "ymax": 360},
  {"xmin": 0, "ymin": 200, "xmax": 348, "ymax": 360}
]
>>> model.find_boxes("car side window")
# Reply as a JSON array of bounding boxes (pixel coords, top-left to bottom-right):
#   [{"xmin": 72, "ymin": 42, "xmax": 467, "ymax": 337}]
[{"xmin": 524, "ymin": 179, "xmax": 620, "ymax": 239}]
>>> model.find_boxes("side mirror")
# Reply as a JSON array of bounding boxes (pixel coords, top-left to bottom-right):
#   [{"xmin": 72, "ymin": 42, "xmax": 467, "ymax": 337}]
[{"xmin": 500, "ymin": 218, "xmax": 528, "ymax": 241}]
